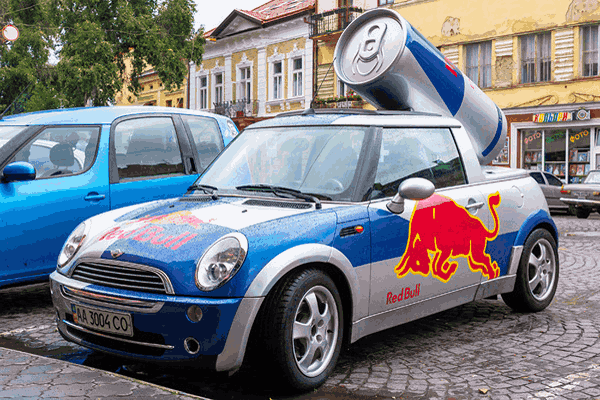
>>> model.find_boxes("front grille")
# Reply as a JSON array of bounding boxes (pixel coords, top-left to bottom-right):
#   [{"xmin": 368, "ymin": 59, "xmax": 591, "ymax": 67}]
[
  {"xmin": 70, "ymin": 261, "xmax": 172, "ymax": 294},
  {"xmin": 243, "ymin": 199, "xmax": 312, "ymax": 209}
]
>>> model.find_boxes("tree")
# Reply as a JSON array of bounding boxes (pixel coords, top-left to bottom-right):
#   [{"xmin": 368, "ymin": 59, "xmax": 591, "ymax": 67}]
[
  {"xmin": 51, "ymin": 0, "xmax": 205, "ymax": 107},
  {"xmin": 0, "ymin": 0, "xmax": 59, "ymax": 115}
]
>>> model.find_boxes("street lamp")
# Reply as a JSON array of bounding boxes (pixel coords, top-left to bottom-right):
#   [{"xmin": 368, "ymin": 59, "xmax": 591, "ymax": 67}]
[{"xmin": 1, "ymin": 24, "xmax": 20, "ymax": 42}]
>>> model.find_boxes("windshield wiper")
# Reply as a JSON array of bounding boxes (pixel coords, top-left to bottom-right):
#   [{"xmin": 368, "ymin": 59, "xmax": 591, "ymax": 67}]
[
  {"xmin": 187, "ymin": 183, "xmax": 219, "ymax": 199},
  {"xmin": 236, "ymin": 184, "xmax": 323, "ymax": 209}
]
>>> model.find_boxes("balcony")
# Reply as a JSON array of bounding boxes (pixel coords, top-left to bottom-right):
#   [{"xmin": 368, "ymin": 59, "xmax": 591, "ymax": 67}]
[
  {"xmin": 212, "ymin": 98, "xmax": 259, "ymax": 118},
  {"xmin": 308, "ymin": 6, "xmax": 363, "ymax": 39}
]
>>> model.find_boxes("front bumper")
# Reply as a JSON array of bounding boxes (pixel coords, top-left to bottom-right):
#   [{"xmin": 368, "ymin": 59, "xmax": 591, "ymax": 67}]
[{"xmin": 50, "ymin": 271, "xmax": 263, "ymax": 372}]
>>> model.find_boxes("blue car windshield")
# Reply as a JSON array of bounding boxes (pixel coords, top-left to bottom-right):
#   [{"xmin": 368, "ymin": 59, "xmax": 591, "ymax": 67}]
[
  {"xmin": 0, "ymin": 126, "xmax": 27, "ymax": 150},
  {"xmin": 199, "ymin": 126, "xmax": 368, "ymax": 201}
]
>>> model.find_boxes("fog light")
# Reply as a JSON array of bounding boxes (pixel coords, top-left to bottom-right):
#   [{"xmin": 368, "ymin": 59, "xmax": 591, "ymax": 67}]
[
  {"xmin": 187, "ymin": 305, "xmax": 203, "ymax": 323},
  {"xmin": 184, "ymin": 337, "xmax": 200, "ymax": 354}
]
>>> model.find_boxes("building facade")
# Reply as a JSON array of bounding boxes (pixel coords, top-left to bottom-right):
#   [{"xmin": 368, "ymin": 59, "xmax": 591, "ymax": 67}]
[
  {"xmin": 310, "ymin": 0, "xmax": 600, "ymax": 181},
  {"xmin": 189, "ymin": 0, "xmax": 315, "ymax": 122}
]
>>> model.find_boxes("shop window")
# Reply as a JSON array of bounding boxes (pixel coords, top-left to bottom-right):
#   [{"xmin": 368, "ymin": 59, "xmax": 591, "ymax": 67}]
[
  {"xmin": 522, "ymin": 130, "xmax": 543, "ymax": 172},
  {"xmin": 199, "ymin": 76, "xmax": 208, "ymax": 109},
  {"xmin": 544, "ymin": 129, "xmax": 566, "ymax": 179},
  {"xmin": 520, "ymin": 33, "xmax": 551, "ymax": 83},
  {"xmin": 465, "ymin": 41, "xmax": 492, "ymax": 88},
  {"xmin": 568, "ymin": 128, "xmax": 591, "ymax": 183},
  {"xmin": 581, "ymin": 25, "xmax": 599, "ymax": 77}
]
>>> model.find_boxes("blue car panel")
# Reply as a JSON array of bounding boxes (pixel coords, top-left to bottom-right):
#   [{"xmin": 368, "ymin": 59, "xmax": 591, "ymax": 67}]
[{"xmin": 0, "ymin": 106, "xmax": 237, "ymax": 287}]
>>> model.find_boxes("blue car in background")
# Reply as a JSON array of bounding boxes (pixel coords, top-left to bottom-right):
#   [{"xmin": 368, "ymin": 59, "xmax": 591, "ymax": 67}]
[{"xmin": 0, "ymin": 106, "xmax": 238, "ymax": 287}]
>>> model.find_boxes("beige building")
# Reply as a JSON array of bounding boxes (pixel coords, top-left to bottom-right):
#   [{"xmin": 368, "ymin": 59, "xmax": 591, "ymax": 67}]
[
  {"xmin": 114, "ymin": 59, "xmax": 188, "ymax": 108},
  {"xmin": 189, "ymin": 0, "xmax": 315, "ymax": 121},
  {"xmin": 310, "ymin": 0, "xmax": 600, "ymax": 179}
]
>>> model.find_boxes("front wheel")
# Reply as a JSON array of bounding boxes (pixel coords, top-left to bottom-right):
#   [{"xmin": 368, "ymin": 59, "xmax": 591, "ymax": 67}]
[
  {"xmin": 501, "ymin": 229, "xmax": 559, "ymax": 312},
  {"xmin": 263, "ymin": 268, "xmax": 343, "ymax": 391}
]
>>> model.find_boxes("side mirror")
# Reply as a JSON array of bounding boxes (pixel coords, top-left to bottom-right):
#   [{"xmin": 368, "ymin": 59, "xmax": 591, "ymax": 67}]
[
  {"xmin": 386, "ymin": 177, "xmax": 435, "ymax": 214},
  {"xmin": 2, "ymin": 162, "xmax": 36, "ymax": 183}
]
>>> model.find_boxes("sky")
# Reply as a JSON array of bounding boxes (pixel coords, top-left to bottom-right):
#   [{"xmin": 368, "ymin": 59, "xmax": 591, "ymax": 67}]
[{"xmin": 193, "ymin": 0, "xmax": 269, "ymax": 32}]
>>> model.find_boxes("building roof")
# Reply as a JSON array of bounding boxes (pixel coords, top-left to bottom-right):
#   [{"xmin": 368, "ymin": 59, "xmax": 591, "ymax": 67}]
[{"xmin": 206, "ymin": 0, "xmax": 314, "ymax": 39}]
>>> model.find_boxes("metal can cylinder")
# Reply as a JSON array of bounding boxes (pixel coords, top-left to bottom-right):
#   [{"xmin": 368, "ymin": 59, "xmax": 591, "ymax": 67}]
[{"xmin": 333, "ymin": 8, "xmax": 507, "ymax": 165}]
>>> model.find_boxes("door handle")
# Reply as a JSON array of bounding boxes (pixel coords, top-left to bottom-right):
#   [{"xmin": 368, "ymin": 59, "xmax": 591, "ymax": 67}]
[
  {"xmin": 84, "ymin": 193, "xmax": 106, "ymax": 201},
  {"xmin": 465, "ymin": 200, "xmax": 484, "ymax": 210}
]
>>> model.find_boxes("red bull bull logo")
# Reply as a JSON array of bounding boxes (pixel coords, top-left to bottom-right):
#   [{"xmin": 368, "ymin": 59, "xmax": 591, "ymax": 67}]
[{"xmin": 395, "ymin": 192, "xmax": 501, "ymax": 283}]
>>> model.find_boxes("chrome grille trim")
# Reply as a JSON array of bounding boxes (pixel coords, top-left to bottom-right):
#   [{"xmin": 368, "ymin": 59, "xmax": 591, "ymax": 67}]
[
  {"xmin": 68, "ymin": 258, "xmax": 174, "ymax": 295},
  {"xmin": 61, "ymin": 285, "xmax": 164, "ymax": 313},
  {"xmin": 63, "ymin": 320, "xmax": 174, "ymax": 350}
]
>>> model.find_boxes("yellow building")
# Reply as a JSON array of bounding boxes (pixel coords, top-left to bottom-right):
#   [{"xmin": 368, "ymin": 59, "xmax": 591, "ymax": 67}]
[
  {"xmin": 189, "ymin": 0, "xmax": 315, "ymax": 120},
  {"xmin": 114, "ymin": 59, "xmax": 188, "ymax": 108},
  {"xmin": 311, "ymin": 0, "xmax": 600, "ymax": 178}
]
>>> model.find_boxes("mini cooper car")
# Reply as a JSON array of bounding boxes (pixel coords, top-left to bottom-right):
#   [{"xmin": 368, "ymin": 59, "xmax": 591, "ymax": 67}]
[
  {"xmin": 0, "ymin": 106, "xmax": 237, "ymax": 287},
  {"xmin": 51, "ymin": 109, "xmax": 559, "ymax": 391},
  {"xmin": 560, "ymin": 170, "xmax": 600, "ymax": 218}
]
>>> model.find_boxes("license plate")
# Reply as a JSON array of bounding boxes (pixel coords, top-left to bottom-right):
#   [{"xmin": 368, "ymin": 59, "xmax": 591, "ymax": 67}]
[{"xmin": 72, "ymin": 304, "xmax": 133, "ymax": 337}]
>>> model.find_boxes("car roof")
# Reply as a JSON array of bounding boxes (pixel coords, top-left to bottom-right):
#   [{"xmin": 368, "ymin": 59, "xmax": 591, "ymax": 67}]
[
  {"xmin": 0, "ymin": 106, "xmax": 232, "ymax": 126},
  {"xmin": 245, "ymin": 109, "xmax": 460, "ymax": 129}
]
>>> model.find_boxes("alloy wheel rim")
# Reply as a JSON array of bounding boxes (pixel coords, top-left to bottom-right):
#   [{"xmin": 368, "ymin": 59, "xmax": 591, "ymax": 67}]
[
  {"xmin": 292, "ymin": 285, "xmax": 339, "ymax": 377},
  {"xmin": 527, "ymin": 238, "xmax": 556, "ymax": 301}
]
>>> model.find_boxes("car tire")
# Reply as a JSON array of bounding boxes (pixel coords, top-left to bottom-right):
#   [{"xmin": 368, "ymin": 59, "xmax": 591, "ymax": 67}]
[
  {"xmin": 501, "ymin": 229, "xmax": 559, "ymax": 312},
  {"xmin": 576, "ymin": 208, "xmax": 591, "ymax": 219},
  {"xmin": 262, "ymin": 268, "xmax": 343, "ymax": 391}
]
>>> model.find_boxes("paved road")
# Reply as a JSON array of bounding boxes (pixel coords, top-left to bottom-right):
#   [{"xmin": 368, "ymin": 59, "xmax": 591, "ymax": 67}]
[{"xmin": 1, "ymin": 213, "xmax": 600, "ymax": 400}]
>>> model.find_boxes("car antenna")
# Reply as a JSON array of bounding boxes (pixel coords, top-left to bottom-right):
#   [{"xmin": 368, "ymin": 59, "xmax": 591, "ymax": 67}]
[
  {"xmin": 0, "ymin": 82, "xmax": 33, "ymax": 120},
  {"xmin": 303, "ymin": 57, "xmax": 336, "ymax": 115}
]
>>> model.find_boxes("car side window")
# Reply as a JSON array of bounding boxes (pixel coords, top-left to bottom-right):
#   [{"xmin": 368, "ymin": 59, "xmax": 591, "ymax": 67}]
[
  {"xmin": 10, "ymin": 126, "xmax": 100, "ymax": 179},
  {"xmin": 530, "ymin": 172, "xmax": 545, "ymax": 184},
  {"xmin": 544, "ymin": 173, "xmax": 563, "ymax": 186},
  {"xmin": 115, "ymin": 117, "xmax": 184, "ymax": 180},
  {"xmin": 370, "ymin": 128, "xmax": 466, "ymax": 199},
  {"xmin": 180, "ymin": 115, "xmax": 224, "ymax": 171}
]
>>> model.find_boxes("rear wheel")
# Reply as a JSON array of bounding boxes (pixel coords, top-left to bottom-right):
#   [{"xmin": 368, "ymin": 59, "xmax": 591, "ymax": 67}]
[
  {"xmin": 262, "ymin": 268, "xmax": 343, "ymax": 391},
  {"xmin": 576, "ymin": 208, "xmax": 591, "ymax": 219},
  {"xmin": 501, "ymin": 229, "xmax": 558, "ymax": 312}
]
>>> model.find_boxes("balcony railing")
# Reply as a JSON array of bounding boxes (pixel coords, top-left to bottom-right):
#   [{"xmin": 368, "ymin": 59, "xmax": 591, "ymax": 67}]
[
  {"xmin": 308, "ymin": 6, "xmax": 363, "ymax": 38},
  {"xmin": 213, "ymin": 98, "xmax": 259, "ymax": 118}
]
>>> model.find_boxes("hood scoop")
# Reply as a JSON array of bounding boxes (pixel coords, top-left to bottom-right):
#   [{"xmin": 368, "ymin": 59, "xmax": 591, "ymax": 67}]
[{"xmin": 243, "ymin": 199, "xmax": 312, "ymax": 209}]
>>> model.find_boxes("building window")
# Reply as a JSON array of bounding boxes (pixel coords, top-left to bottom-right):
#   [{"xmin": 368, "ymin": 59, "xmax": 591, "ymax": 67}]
[
  {"xmin": 465, "ymin": 41, "xmax": 492, "ymax": 88},
  {"xmin": 581, "ymin": 25, "xmax": 599, "ymax": 77},
  {"xmin": 338, "ymin": 79, "xmax": 348, "ymax": 97},
  {"xmin": 166, "ymin": 100, "xmax": 172, "ymax": 107},
  {"xmin": 214, "ymin": 73, "xmax": 223, "ymax": 104},
  {"xmin": 273, "ymin": 61, "xmax": 283, "ymax": 100},
  {"xmin": 292, "ymin": 58, "xmax": 303, "ymax": 97},
  {"xmin": 378, "ymin": 0, "xmax": 393, "ymax": 4},
  {"xmin": 520, "ymin": 33, "xmax": 551, "ymax": 83},
  {"xmin": 239, "ymin": 67, "xmax": 251, "ymax": 101},
  {"xmin": 199, "ymin": 76, "xmax": 208, "ymax": 109}
]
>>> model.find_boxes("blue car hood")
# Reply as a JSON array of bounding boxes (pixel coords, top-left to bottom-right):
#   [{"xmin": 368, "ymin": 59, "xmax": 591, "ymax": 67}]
[{"xmin": 74, "ymin": 197, "xmax": 337, "ymax": 296}]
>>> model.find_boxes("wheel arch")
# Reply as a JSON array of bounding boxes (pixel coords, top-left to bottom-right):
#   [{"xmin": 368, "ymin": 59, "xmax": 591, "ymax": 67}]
[{"xmin": 514, "ymin": 209, "xmax": 559, "ymax": 248}]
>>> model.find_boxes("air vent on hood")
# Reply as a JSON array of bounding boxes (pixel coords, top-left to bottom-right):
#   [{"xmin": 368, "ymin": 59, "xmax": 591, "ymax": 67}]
[
  {"xmin": 243, "ymin": 199, "xmax": 312, "ymax": 209},
  {"xmin": 178, "ymin": 196, "xmax": 213, "ymax": 202}
]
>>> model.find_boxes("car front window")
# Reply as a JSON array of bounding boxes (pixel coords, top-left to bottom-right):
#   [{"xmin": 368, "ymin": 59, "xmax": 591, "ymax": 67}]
[
  {"xmin": 199, "ymin": 126, "xmax": 368, "ymax": 201},
  {"xmin": 584, "ymin": 171, "xmax": 600, "ymax": 184},
  {"xmin": 0, "ymin": 126, "xmax": 27, "ymax": 150}
]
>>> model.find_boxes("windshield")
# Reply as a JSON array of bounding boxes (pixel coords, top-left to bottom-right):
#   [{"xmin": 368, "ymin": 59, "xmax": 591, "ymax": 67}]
[
  {"xmin": 584, "ymin": 171, "xmax": 600, "ymax": 184},
  {"xmin": 0, "ymin": 126, "xmax": 27, "ymax": 150},
  {"xmin": 199, "ymin": 126, "xmax": 368, "ymax": 201}
]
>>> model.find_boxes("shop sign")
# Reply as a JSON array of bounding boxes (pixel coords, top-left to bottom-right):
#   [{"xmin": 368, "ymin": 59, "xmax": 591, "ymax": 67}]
[
  {"xmin": 533, "ymin": 109, "xmax": 590, "ymax": 123},
  {"xmin": 570, "ymin": 129, "xmax": 590, "ymax": 143}
]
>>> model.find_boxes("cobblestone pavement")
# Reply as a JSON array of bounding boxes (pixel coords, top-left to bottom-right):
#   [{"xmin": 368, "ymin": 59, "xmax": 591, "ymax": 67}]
[{"xmin": 1, "ymin": 213, "xmax": 600, "ymax": 400}]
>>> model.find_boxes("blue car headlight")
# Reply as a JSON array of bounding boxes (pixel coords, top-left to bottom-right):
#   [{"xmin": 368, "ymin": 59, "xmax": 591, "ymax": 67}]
[
  {"xmin": 58, "ymin": 221, "xmax": 90, "ymax": 268},
  {"xmin": 195, "ymin": 233, "xmax": 248, "ymax": 291}
]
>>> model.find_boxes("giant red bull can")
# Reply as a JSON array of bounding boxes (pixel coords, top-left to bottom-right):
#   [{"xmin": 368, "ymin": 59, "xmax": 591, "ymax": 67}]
[{"xmin": 333, "ymin": 8, "xmax": 507, "ymax": 165}]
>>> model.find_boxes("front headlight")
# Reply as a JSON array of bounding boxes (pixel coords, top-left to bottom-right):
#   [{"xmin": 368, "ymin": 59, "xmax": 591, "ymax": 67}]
[
  {"xmin": 196, "ymin": 233, "xmax": 248, "ymax": 291},
  {"xmin": 58, "ymin": 221, "xmax": 89, "ymax": 267}
]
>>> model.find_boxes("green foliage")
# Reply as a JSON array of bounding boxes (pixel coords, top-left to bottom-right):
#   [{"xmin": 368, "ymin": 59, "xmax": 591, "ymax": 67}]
[{"xmin": 1, "ymin": 0, "xmax": 204, "ymax": 112}]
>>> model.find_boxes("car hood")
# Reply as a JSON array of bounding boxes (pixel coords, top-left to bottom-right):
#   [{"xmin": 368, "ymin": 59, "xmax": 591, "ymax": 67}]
[{"xmin": 66, "ymin": 196, "xmax": 338, "ymax": 296}]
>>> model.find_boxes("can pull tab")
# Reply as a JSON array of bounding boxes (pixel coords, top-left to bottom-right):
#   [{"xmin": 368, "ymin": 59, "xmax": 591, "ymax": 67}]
[{"xmin": 352, "ymin": 22, "xmax": 387, "ymax": 76}]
